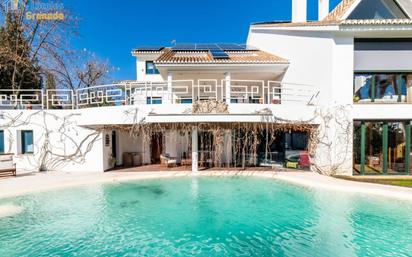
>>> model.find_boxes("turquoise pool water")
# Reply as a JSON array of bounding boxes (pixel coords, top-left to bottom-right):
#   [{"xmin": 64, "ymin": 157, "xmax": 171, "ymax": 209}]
[{"xmin": 0, "ymin": 177, "xmax": 412, "ymax": 256}]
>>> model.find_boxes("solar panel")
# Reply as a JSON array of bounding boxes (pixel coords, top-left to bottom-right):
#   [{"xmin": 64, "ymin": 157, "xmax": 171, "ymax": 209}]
[
  {"xmin": 196, "ymin": 44, "xmax": 220, "ymax": 50},
  {"xmin": 170, "ymin": 43, "xmax": 257, "ymax": 59},
  {"xmin": 218, "ymin": 43, "xmax": 244, "ymax": 50},
  {"xmin": 171, "ymin": 43, "xmax": 255, "ymax": 51},
  {"xmin": 134, "ymin": 46, "xmax": 164, "ymax": 51},
  {"xmin": 210, "ymin": 49, "xmax": 229, "ymax": 59},
  {"xmin": 171, "ymin": 44, "xmax": 196, "ymax": 50}
]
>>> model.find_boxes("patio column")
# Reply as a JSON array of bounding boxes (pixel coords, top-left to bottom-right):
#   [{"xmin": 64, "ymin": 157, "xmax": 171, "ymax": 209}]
[
  {"xmin": 166, "ymin": 72, "xmax": 173, "ymax": 104},
  {"xmin": 192, "ymin": 126, "xmax": 198, "ymax": 172},
  {"xmin": 225, "ymin": 72, "xmax": 231, "ymax": 104}
]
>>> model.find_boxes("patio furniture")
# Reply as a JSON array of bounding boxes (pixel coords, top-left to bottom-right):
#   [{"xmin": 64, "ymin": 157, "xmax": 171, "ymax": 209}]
[
  {"xmin": 122, "ymin": 152, "xmax": 133, "ymax": 167},
  {"xmin": 181, "ymin": 158, "xmax": 192, "ymax": 168},
  {"xmin": 298, "ymin": 151, "xmax": 310, "ymax": 169},
  {"xmin": 160, "ymin": 154, "xmax": 177, "ymax": 168},
  {"xmin": 367, "ymin": 156, "xmax": 380, "ymax": 167},
  {"xmin": 0, "ymin": 154, "xmax": 16, "ymax": 177}
]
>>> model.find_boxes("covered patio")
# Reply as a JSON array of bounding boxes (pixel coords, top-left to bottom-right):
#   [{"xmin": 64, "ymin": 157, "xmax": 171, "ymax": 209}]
[{"xmin": 104, "ymin": 118, "xmax": 316, "ymax": 172}]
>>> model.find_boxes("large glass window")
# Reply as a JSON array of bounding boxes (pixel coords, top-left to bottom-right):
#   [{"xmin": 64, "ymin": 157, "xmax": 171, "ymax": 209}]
[
  {"xmin": 353, "ymin": 121, "xmax": 411, "ymax": 175},
  {"xmin": 364, "ymin": 122, "xmax": 384, "ymax": 175},
  {"xmin": 353, "ymin": 121, "xmax": 362, "ymax": 175},
  {"xmin": 146, "ymin": 97, "xmax": 162, "ymax": 104},
  {"xmin": 347, "ymin": 0, "xmax": 408, "ymax": 20},
  {"xmin": 21, "ymin": 130, "xmax": 34, "ymax": 154},
  {"xmin": 354, "ymin": 73, "xmax": 410, "ymax": 103},
  {"xmin": 388, "ymin": 122, "xmax": 406, "ymax": 174},
  {"xmin": 0, "ymin": 130, "xmax": 4, "ymax": 153},
  {"xmin": 145, "ymin": 61, "xmax": 160, "ymax": 75}
]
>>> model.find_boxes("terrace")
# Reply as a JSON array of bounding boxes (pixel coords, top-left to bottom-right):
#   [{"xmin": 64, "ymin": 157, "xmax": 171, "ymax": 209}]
[{"xmin": 0, "ymin": 80, "xmax": 319, "ymax": 110}]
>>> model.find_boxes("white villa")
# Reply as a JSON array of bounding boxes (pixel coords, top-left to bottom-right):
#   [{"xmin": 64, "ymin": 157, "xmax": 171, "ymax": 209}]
[{"xmin": 1, "ymin": 0, "xmax": 412, "ymax": 176}]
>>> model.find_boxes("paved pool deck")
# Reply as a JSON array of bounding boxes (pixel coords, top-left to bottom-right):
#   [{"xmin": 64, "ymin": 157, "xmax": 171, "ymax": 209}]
[{"xmin": 1, "ymin": 170, "xmax": 412, "ymax": 201}]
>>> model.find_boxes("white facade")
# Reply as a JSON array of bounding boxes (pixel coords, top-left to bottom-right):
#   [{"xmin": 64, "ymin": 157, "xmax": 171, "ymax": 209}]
[{"xmin": 1, "ymin": 0, "xmax": 412, "ymax": 176}]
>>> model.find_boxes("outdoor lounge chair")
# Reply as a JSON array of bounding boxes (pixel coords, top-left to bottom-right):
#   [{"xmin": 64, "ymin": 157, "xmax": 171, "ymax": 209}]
[
  {"xmin": 0, "ymin": 154, "xmax": 16, "ymax": 177},
  {"xmin": 160, "ymin": 154, "xmax": 177, "ymax": 168}
]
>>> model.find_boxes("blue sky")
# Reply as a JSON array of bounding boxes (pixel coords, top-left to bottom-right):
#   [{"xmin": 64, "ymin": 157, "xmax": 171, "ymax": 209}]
[{"xmin": 64, "ymin": 0, "xmax": 342, "ymax": 81}]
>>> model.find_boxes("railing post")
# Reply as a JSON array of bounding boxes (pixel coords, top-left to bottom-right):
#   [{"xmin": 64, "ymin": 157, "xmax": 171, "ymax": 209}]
[
  {"xmin": 72, "ymin": 90, "xmax": 75, "ymax": 109},
  {"xmin": 167, "ymin": 72, "xmax": 173, "ymax": 104},
  {"xmin": 74, "ymin": 89, "xmax": 78, "ymax": 109},
  {"xmin": 192, "ymin": 125, "xmax": 198, "ymax": 173},
  {"xmin": 225, "ymin": 72, "xmax": 231, "ymax": 104},
  {"xmin": 149, "ymin": 82, "xmax": 153, "ymax": 104},
  {"xmin": 41, "ymin": 90, "xmax": 45, "ymax": 110}
]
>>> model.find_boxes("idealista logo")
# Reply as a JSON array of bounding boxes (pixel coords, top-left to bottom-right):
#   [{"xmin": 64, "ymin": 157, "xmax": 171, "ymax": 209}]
[{"xmin": 3, "ymin": 0, "xmax": 65, "ymax": 21}]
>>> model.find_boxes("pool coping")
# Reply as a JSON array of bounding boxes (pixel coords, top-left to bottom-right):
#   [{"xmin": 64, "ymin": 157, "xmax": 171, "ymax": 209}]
[{"xmin": 0, "ymin": 171, "xmax": 412, "ymax": 201}]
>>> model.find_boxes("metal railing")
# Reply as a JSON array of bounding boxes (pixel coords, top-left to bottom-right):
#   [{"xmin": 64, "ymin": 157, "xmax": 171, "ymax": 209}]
[{"xmin": 0, "ymin": 80, "xmax": 319, "ymax": 110}]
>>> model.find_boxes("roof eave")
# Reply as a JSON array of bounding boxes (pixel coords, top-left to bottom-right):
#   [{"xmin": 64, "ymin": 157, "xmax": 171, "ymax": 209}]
[{"xmin": 250, "ymin": 23, "xmax": 340, "ymax": 31}]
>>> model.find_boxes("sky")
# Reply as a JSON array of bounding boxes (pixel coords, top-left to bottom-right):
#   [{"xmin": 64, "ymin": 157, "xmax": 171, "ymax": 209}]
[{"xmin": 63, "ymin": 0, "xmax": 341, "ymax": 81}]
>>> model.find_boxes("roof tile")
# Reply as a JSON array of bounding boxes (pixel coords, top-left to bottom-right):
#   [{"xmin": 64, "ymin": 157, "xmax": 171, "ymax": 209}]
[{"xmin": 155, "ymin": 49, "xmax": 288, "ymax": 65}]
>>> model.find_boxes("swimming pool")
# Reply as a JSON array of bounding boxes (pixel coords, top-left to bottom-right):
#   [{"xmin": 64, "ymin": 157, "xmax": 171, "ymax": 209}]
[{"xmin": 0, "ymin": 177, "xmax": 411, "ymax": 256}]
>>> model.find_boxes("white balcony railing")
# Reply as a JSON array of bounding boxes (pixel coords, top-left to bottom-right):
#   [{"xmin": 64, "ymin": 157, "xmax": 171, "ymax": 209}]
[{"xmin": 0, "ymin": 80, "xmax": 319, "ymax": 110}]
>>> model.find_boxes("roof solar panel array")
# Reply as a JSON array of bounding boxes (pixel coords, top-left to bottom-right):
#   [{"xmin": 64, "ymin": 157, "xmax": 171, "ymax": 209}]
[
  {"xmin": 134, "ymin": 43, "xmax": 258, "ymax": 60},
  {"xmin": 210, "ymin": 50, "xmax": 229, "ymax": 59},
  {"xmin": 134, "ymin": 46, "xmax": 165, "ymax": 51},
  {"xmin": 170, "ymin": 43, "xmax": 257, "ymax": 59},
  {"xmin": 171, "ymin": 43, "xmax": 251, "ymax": 51}
]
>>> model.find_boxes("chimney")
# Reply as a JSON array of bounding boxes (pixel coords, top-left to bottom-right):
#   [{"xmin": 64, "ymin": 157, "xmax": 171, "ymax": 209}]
[
  {"xmin": 318, "ymin": 0, "xmax": 329, "ymax": 20},
  {"xmin": 292, "ymin": 0, "xmax": 307, "ymax": 23}
]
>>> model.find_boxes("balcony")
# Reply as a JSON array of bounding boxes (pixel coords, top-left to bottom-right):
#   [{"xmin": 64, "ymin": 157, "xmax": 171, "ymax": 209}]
[{"xmin": 0, "ymin": 80, "xmax": 319, "ymax": 110}]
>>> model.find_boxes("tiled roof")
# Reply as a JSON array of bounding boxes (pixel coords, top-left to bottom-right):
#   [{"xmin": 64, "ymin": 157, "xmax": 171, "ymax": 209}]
[
  {"xmin": 155, "ymin": 49, "xmax": 288, "ymax": 65},
  {"xmin": 341, "ymin": 19, "xmax": 412, "ymax": 25},
  {"xmin": 323, "ymin": 0, "xmax": 358, "ymax": 22}
]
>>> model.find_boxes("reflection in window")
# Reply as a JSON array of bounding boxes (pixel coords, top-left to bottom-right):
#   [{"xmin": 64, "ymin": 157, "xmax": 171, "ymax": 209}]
[
  {"xmin": 347, "ymin": 0, "xmax": 408, "ymax": 20},
  {"xmin": 354, "ymin": 73, "xmax": 409, "ymax": 103},
  {"xmin": 145, "ymin": 61, "xmax": 160, "ymax": 75},
  {"xmin": 353, "ymin": 122, "xmax": 362, "ymax": 174},
  {"xmin": 146, "ymin": 97, "xmax": 162, "ymax": 104},
  {"xmin": 388, "ymin": 122, "xmax": 406, "ymax": 174},
  {"xmin": 0, "ymin": 130, "xmax": 4, "ymax": 154},
  {"xmin": 353, "ymin": 121, "xmax": 410, "ymax": 175},
  {"xmin": 21, "ymin": 130, "xmax": 34, "ymax": 154},
  {"xmin": 365, "ymin": 122, "xmax": 384, "ymax": 175}
]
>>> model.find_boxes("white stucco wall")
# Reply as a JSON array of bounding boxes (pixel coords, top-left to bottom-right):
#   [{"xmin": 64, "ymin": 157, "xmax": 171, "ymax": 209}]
[
  {"xmin": 247, "ymin": 29, "xmax": 335, "ymax": 105},
  {"xmin": 355, "ymin": 50, "xmax": 412, "ymax": 72},
  {"xmin": 134, "ymin": 53, "xmax": 164, "ymax": 81},
  {"xmin": 247, "ymin": 28, "xmax": 356, "ymax": 175},
  {"xmin": 0, "ymin": 110, "xmax": 105, "ymax": 173}
]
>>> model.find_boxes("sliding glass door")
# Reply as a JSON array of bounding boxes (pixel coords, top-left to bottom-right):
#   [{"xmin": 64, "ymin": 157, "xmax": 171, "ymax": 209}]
[
  {"xmin": 353, "ymin": 121, "xmax": 411, "ymax": 175},
  {"xmin": 364, "ymin": 122, "xmax": 384, "ymax": 175}
]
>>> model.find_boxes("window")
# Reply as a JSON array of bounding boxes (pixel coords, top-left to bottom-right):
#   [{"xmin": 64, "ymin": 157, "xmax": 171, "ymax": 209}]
[
  {"xmin": 355, "ymin": 38, "xmax": 412, "ymax": 51},
  {"xmin": 21, "ymin": 130, "xmax": 34, "ymax": 154},
  {"xmin": 146, "ymin": 97, "xmax": 162, "ymax": 105},
  {"xmin": 347, "ymin": 0, "xmax": 408, "ymax": 20},
  {"xmin": 354, "ymin": 73, "xmax": 411, "ymax": 103},
  {"xmin": 145, "ymin": 61, "xmax": 160, "ymax": 75},
  {"xmin": 353, "ymin": 121, "xmax": 411, "ymax": 175},
  {"xmin": 180, "ymin": 99, "xmax": 193, "ymax": 104},
  {"xmin": 291, "ymin": 132, "xmax": 308, "ymax": 151},
  {"xmin": 105, "ymin": 134, "xmax": 110, "ymax": 147},
  {"xmin": 0, "ymin": 130, "xmax": 4, "ymax": 154}
]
